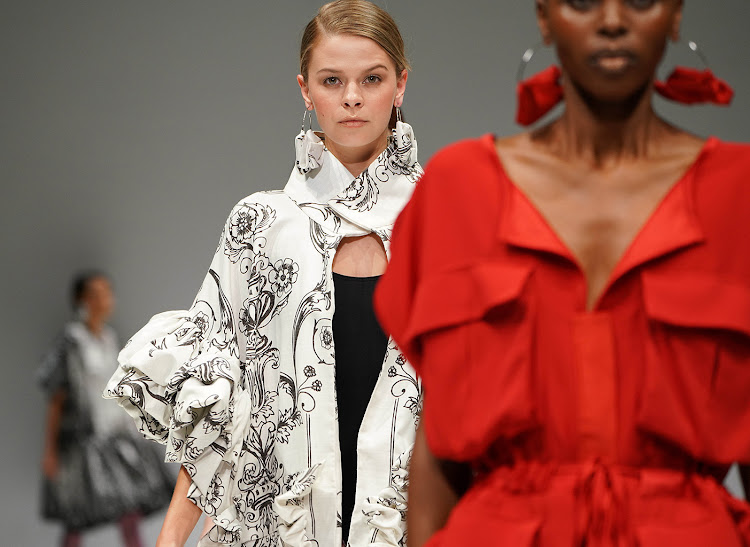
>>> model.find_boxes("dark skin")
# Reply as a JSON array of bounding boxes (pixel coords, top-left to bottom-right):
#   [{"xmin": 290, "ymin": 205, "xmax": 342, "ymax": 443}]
[{"xmin": 408, "ymin": 1, "xmax": 749, "ymax": 545}]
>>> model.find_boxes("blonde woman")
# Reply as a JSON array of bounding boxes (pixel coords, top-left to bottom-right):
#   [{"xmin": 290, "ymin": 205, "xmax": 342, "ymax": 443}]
[{"xmin": 105, "ymin": 2, "xmax": 422, "ymax": 546}]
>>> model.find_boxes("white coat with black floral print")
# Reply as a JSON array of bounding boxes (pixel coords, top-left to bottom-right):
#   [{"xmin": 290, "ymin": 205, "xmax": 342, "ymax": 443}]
[{"xmin": 105, "ymin": 122, "xmax": 423, "ymax": 547}]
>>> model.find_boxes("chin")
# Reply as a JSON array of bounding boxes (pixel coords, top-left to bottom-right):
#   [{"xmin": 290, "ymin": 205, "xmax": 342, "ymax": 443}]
[
  {"xmin": 329, "ymin": 129, "xmax": 384, "ymax": 151},
  {"xmin": 576, "ymin": 78, "xmax": 651, "ymax": 108}
]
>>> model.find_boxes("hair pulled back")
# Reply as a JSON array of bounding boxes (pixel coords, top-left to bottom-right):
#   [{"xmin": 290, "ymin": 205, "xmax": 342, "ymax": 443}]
[{"xmin": 300, "ymin": 0, "xmax": 410, "ymax": 81}]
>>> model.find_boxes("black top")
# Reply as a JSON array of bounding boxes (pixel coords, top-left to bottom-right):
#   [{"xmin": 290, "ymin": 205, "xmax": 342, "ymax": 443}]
[{"xmin": 332, "ymin": 272, "xmax": 389, "ymax": 543}]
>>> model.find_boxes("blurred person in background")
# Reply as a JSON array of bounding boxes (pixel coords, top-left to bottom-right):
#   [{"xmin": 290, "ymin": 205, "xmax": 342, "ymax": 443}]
[{"xmin": 39, "ymin": 271, "xmax": 175, "ymax": 547}]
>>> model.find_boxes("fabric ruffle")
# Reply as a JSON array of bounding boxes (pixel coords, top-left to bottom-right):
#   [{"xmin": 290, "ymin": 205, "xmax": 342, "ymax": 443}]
[
  {"xmin": 41, "ymin": 431, "xmax": 174, "ymax": 529},
  {"xmin": 294, "ymin": 130, "xmax": 325, "ymax": 174},
  {"xmin": 355, "ymin": 449, "xmax": 410, "ymax": 546},
  {"xmin": 273, "ymin": 463, "xmax": 322, "ymax": 547},
  {"xmin": 392, "ymin": 121, "xmax": 419, "ymax": 170},
  {"xmin": 426, "ymin": 463, "xmax": 749, "ymax": 547},
  {"xmin": 285, "ymin": 121, "xmax": 422, "ymax": 235},
  {"xmin": 105, "ymin": 308, "xmax": 250, "ymax": 538}
]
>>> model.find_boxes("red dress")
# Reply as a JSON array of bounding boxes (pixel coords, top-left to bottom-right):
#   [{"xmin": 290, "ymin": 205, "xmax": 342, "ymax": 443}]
[{"xmin": 375, "ymin": 135, "xmax": 750, "ymax": 546}]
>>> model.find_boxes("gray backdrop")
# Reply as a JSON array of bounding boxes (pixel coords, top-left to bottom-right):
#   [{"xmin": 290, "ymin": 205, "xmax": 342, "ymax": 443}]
[{"xmin": 2, "ymin": 1, "xmax": 749, "ymax": 545}]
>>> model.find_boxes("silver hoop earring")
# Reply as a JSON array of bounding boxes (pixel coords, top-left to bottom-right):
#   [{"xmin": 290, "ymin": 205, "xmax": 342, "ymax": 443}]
[
  {"xmin": 679, "ymin": 40, "xmax": 710, "ymax": 68},
  {"xmin": 300, "ymin": 109, "xmax": 313, "ymax": 133},
  {"xmin": 516, "ymin": 42, "xmax": 546, "ymax": 82}
]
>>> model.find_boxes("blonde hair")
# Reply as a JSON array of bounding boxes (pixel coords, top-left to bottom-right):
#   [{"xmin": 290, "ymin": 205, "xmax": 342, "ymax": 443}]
[{"xmin": 300, "ymin": 0, "xmax": 410, "ymax": 81}]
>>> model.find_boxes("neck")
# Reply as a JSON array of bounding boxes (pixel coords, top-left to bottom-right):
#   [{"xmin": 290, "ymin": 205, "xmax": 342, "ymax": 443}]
[
  {"xmin": 85, "ymin": 316, "xmax": 103, "ymax": 336},
  {"xmin": 544, "ymin": 80, "xmax": 672, "ymax": 168},
  {"xmin": 325, "ymin": 130, "xmax": 390, "ymax": 177}
]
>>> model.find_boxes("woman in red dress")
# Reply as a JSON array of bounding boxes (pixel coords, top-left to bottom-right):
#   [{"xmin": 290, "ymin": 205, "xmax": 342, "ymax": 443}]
[{"xmin": 375, "ymin": 0, "xmax": 750, "ymax": 545}]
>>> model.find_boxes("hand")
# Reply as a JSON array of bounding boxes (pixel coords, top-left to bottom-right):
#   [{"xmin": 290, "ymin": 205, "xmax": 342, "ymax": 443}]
[{"xmin": 42, "ymin": 449, "xmax": 58, "ymax": 479}]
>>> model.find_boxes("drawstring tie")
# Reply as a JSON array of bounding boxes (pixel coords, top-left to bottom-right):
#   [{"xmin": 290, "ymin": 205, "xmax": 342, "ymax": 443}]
[{"xmin": 575, "ymin": 461, "xmax": 635, "ymax": 547}]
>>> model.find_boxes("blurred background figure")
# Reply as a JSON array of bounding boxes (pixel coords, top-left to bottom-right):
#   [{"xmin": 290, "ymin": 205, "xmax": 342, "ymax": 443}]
[{"xmin": 38, "ymin": 271, "xmax": 175, "ymax": 547}]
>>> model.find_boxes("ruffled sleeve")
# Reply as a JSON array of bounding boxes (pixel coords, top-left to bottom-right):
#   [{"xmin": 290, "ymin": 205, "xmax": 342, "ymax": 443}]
[{"xmin": 104, "ymin": 198, "xmax": 276, "ymax": 539}]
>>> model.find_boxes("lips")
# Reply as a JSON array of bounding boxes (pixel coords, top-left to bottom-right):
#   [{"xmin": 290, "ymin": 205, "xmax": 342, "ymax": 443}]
[
  {"xmin": 589, "ymin": 49, "xmax": 636, "ymax": 73},
  {"xmin": 339, "ymin": 118, "xmax": 367, "ymax": 127}
]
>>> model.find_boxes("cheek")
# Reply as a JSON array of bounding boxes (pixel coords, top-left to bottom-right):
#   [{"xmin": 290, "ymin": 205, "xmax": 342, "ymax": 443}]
[{"xmin": 369, "ymin": 87, "xmax": 398, "ymax": 117}]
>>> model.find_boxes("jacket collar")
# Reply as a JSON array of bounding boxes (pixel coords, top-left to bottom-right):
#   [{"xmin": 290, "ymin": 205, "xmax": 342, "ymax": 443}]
[{"xmin": 284, "ymin": 122, "xmax": 422, "ymax": 237}]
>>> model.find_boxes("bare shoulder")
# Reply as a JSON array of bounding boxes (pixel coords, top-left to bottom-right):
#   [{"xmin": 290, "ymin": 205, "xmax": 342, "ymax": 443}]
[
  {"xmin": 494, "ymin": 132, "xmax": 535, "ymax": 158},
  {"xmin": 657, "ymin": 129, "xmax": 706, "ymax": 161},
  {"xmin": 493, "ymin": 128, "xmax": 564, "ymax": 184}
]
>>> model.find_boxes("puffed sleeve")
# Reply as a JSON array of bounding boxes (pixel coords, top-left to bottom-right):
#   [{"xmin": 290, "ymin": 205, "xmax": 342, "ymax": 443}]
[
  {"xmin": 38, "ymin": 332, "xmax": 71, "ymax": 395},
  {"xmin": 104, "ymin": 198, "xmax": 276, "ymax": 540}
]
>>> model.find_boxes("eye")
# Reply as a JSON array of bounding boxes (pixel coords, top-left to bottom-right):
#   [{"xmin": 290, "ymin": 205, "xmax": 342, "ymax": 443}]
[
  {"xmin": 626, "ymin": 0, "xmax": 657, "ymax": 9},
  {"xmin": 323, "ymin": 76, "xmax": 340, "ymax": 85},
  {"xmin": 565, "ymin": 0, "xmax": 598, "ymax": 10},
  {"xmin": 363, "ymin": 74, "xmax": 382, "ymax": 84}
]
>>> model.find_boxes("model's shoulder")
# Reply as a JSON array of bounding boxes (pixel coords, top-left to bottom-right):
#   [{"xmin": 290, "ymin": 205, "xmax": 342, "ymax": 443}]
[
  {"xmin": 223, "ymin": 190, "xmax": 300, "ymax": 219},
  {"xmin": 693, "ymin": 138, "xmax": 750, "ymax": 190},
  {"xmin": 708, "ymin": 139, "xmax": 750, "ymax": 166},
  {"xmin": 417, "ymin": 135, "xmax": 501, "ymax": 198},
  {"xmin": 426, "ymin": 134, "xmax": 498, "ymax": 170},
  {"xmin": 232, "ymin": 189, "xmax": 291, "ymax": 209}
]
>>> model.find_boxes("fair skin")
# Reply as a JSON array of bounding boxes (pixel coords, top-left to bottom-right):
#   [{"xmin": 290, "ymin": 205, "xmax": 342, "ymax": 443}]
[
  {"xmin": 298, "ymin": 32, "xmax": 407, "ymax": 277},
  {"xmin": 156, "ymin": 33, "xmax": 408, "ymax": 547},
  {"xmin": 408, "ymin": 1, "xmax": 749, "ymax": 545}
]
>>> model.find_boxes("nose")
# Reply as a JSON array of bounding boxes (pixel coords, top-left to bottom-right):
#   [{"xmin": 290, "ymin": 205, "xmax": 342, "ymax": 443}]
[
  {"xmin": 343, "ymin": 81, "xmax": 363, "ymax": 108},
  {"xmin": 598, "ymin": 0, "xmax": 628, "ymax": 39}
]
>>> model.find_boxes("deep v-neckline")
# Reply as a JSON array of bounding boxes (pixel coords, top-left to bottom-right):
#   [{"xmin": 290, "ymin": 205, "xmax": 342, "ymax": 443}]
[{"xmin": 488, "ymin": 134, "xmax": 716, "ymax": 311}]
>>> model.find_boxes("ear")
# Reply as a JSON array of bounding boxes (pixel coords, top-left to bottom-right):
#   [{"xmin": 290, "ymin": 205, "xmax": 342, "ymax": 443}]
[
  {"xmin": 394, "ymin": 69, "xmax": 408, "ymax": 108},
  {"xmin": 536, "ymin": 0, "xmax": 552, "ymax": 45},
  {"xmin": 297, "ymin": 74, "xmax": 314, "ymax": 110},
  {"xmin": 669, "ymin": 1, "xmax": 683, "ymax": 42}
]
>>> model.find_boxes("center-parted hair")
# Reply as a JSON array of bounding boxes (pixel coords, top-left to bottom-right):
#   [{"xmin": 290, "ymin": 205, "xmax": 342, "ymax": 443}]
[{"xmin": 299, "ymin": 0, "xmax": 411, "ymax": 81}]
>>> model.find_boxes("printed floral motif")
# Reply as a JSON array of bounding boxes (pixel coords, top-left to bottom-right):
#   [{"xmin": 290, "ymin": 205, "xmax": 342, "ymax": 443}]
[
  {"xmin": 229, "ymin": 202, "xmax": 276, "ymax": 247},
  {"xmin": 388, "ymin": 346, "xmax": 422, "ymax": 426},
  {"xmin": 269, "ymin": 258, "xmax": 299, "ymax": 296},
  {"xmin": 312, "ymin": 318, "xmax": 334, "ymax": 365},
  {"xmin": 204, "ymin": 476, "xmax": 225, "ymax": 515}
]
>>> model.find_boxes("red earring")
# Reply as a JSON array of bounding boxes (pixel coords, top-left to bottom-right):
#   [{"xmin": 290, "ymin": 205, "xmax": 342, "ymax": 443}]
[
  {"xmin": 514, "ymin": 40, "xmax": 733, "ymax": 126},
  {"xmin": 654, "ymin": 67, "xmax": 733, "ymax": 105},
  {"xmin": 516, "ymin": 65, "xmax": 563, "ymax": 126},
  {"xmin": 655, "ymin": 40, "xmax": 734, "ymax": 105}
]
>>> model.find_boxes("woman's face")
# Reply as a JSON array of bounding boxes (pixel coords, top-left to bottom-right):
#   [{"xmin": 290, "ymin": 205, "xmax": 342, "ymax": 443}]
[
  {"xmin": 297, "ymin": 33, "xmax": 407, "ymax": 159},
  {"xmin": 537, "ymin": 0, "xmax": 683, "ymax": 101},
  {"xmin": 81, "ymin": 276, "xmax": 114, "ymax": 322}
]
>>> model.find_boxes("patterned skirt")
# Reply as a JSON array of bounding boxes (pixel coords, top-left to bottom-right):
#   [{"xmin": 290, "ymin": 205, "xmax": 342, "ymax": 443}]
[{"xmin": 41, "ymin": 431, "xmax": 175, "ymax": 530}]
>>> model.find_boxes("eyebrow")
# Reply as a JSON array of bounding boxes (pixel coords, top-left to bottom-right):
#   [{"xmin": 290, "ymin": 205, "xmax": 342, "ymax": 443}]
[{"xmin": 315, "ymin": 64, "xmax": 389, "ymax": 75}]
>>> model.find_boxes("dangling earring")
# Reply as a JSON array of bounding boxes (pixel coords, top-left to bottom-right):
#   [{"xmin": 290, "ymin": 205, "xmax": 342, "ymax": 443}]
[
  {"xmin": 515, "ymin": 43, "xmax": 564, "ymax": 126},
  {"xmin": 392, "ymin": 105, "xmax": 419, "ymax": 168},
  {"xmin": 294, "ymin": 106, "xmax": 325, "ymax": 174},
  {"xmin": 654, "ymin": 40, "xmax": 733, "ymax": 105}
]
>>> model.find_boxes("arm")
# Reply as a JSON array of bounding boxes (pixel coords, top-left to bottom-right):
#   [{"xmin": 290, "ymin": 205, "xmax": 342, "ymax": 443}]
[
  {"xmin": 740, "ymin": 464, "xmax": 750, "ymax": 501},
  {"xmin": 156, "ymin": 466, "xmax": 203, "ymax": 547},
  {"xmin": 408, "ymin": 421, "xmax": 472, "ymax": 547},
  {"xmin": 42, "ymin": 389, "xmax": 66, "ymax": 479}
]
